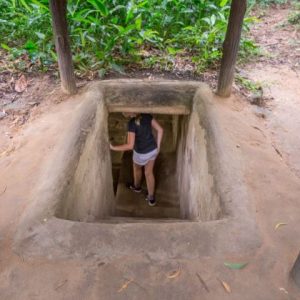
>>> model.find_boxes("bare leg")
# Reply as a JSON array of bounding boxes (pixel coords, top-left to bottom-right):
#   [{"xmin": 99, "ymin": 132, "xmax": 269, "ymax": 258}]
[
  {"xmin": 133, "ymin": 162, "xmax": 142, "ymax": 188},
  {"xmin": 144, "ymin": 159, "xmax": 155, "ymax": 197}
]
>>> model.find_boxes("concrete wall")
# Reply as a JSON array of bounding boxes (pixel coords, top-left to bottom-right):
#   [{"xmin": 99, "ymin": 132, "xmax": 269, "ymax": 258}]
[
  {"xmin": 55, "ymin": 95, "xmax": 114, "ymax": 222},
  {"xmin": 53, "ymin": 81, "xmax": 222, "ymax": 222},
  {"xmin": 16, "ymin": 80, "xmax": 222, "ymax": 227},
  {"xmin": 177, "ymin": 93, "xmax": 222, "ymax": 221}
]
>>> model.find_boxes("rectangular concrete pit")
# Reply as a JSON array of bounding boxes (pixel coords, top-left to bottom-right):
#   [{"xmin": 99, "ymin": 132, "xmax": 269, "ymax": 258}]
[
  {"xmin": 14, "ymin": 80, "xmax": 260, "ymax": 260},
  {"xmin": 54, "ymin": 83, "xmax": 222, "ymax": 222}
]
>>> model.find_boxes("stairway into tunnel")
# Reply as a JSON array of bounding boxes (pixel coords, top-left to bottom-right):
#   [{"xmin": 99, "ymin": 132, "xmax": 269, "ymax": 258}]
[
  {"xmin": 54, "ymin": 86, "xmax": 223, "ymax": 224},
  {"xmin": 109, "ymin": 113, "xmax": 181, "ymax": 220}
]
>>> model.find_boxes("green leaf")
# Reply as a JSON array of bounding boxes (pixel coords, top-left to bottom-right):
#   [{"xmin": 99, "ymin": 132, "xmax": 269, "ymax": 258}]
[
  {"xmin": 110, "ymin": 5, "xmax": 126, "ymax": 14},
  {"xmin": 23, "ymin": 40, "xmax": 37, "ymax": 51},
  {"xmin": 135, "ymin": 15, "xmax": 142, "ymax": 31},
  {"xmin": 211, "ymin": 15, "xmax": 216, "ymax": 26},
  {"xmin": 182, "ymin": 26, "xmax": 194, "ymax": 32},
  {"xmin": 112, "ymin": 24, "xmax": 125, "ymax": 33},
  {"xmin": 20, "ymin": 0, "xmax": 32, "ymax": 12},
  {"xmin": 1, "ymin": 43, "xmax": 11, "ymax": 51},
  {"xmin": 50, "ymin": 50, "xmax": 57, "ymax": 61},
  {"xmin": 31, "ymin": 0, "xmax": 49, "ymax": 11},
  {"xmin": 220, "ymin": 0, "xmax": 229, "ymax": 8},
  {"xmin": 202, "ymin": 17, "xmax": 211, "ymax": 25},
  {"xmin": 125, "ymin": 8, "xmax": 134, "ymax": 24},
  {"xmin": 167, "ymin": 47, "xmax": 177, "ymax": 55},
  {"xmin": 86, "ymin": 35, "xmax": 96, "ymax": 43},
  {"xmin": 137, "ymin": 0, "xmax": 148, "ymax": 8},
  {"xmin": 87, "ymin": 0, "xmax": 108, "ymax": 17},
  {"xmin": 79, "ymin": 31, "xmax": 86, "ymax": 47},
  {"xmin": 110, "ymin": 63, "xmax": 125, "ymax": 74},
  {"xmin": 224, "ymin": 262, "xmax": 248, "ymax": 270},
  {"xmin": 35, "ymin": 32, "xmax": 46, "ymax": 40}
]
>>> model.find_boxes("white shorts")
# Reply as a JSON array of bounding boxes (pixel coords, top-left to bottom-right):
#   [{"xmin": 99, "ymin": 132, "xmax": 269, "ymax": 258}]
[{"xmin": 133, "ymin": 148, "xmax": 158, "ymax": 166}]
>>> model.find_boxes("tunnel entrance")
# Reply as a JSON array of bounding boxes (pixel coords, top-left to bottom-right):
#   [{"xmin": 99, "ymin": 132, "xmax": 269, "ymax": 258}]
[
  {"xmin": 109, "ymin": 113, "xmax": 182, "ymax": 219},
  {"xmin": 15, "ymin": 81, "xmax": 262, "ymax": 262},
  {"xmin": 54, "ymin": 81, "xmax": 223, "ymax": 223}
]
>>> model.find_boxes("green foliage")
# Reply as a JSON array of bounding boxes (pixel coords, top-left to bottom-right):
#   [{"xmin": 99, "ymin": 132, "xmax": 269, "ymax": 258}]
[
  {"xmin": 288, "ymin": 2, "xmax": 300, "ymax": 25},
  {"xmin": 0, "ymin": 0, "xmax": 256, "ymax": 75},
  {"xmin": 0, "ymin": 0, "xmax": 53, "ymax": 70},
  {"xmin": 288, "ymin": 12, "xmax": 300, "ymax": 25},
  {"xmin": 236, "ymin": 75, "xmax": 262, "ymax": 93}
]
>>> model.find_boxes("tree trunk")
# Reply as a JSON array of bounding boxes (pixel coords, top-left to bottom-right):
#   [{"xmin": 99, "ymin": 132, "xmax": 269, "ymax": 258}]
[
  {"xmin": 49, "ymin": 0, "xmax": 77, "ymax": 94},
  {"xmin": 217, "ymin": 0, "xmax": 247, "ymax": 97}
]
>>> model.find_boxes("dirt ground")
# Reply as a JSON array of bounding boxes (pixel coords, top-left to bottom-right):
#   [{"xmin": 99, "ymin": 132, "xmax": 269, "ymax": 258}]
[{"xmin": 1, "ymin": 5, "xmax": 300, "ymax": 300}]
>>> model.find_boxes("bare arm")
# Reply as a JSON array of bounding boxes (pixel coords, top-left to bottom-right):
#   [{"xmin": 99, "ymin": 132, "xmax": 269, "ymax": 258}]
[
  {"xmin": 110, "ymin": 132, "xmax": 135, "ymax": 151},
  {"xmin": 151, "ymin": 118, "xmax": 163, "ymax": 152}
]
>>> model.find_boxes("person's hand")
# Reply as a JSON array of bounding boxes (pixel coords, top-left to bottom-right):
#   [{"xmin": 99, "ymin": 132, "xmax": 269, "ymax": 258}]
[{"xmin": 110, "ymin": 143, "xmax": 114, "ymax": 150}]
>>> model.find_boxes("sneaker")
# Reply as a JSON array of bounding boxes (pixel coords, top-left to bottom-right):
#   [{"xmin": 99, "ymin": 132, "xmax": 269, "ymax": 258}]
[
  {"xmin": 126, "ymin": 183, "xmax": 142, "ymax": 193},
  {"xmin": 146, "ymin": 195, "xmax": 156, "ymax": 206}
]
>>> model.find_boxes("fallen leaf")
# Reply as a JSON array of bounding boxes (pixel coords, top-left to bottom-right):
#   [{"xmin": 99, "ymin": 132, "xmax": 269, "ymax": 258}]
[
  {"xmin": 0, "ymin": 144, "xmax": 15, "ymax": 157},
  {"xmin": 275, "ymin": 222, "xmax": 287, "ymax": 230},
  {"xmin": 54, "ymin": 279, "xmax": 68, "ymax": 290},
  {"xmin": 272, "ymin": 144, "xmax": 283, "ymax": 159},
  {"xmin": 196, "ymin": 273, "xmax": 209, "ymax": 292},
  {"xmin": 118, "ymin": 279, "xmax": 133, "ymax": 293},
  {"xmin": 15, "ymin": 75, "xmax": 27, "ymax": 93},
  {"xmin": 28, "ymin": 101, "xmax": 40, "ymax": 106},
  {"xmin": 279, "ymin": 287, "xmax": 288, "ymax": 294},
  {"xmin": 220, "ymin": 280, "xmax": 231, "ymax": 293},
  {"xmin": 0, "ymin": 186, "xmax": 7, "ymax": 196},
  {"xmin": 224, "ymin": 262, "xmax": 248, "ymax": 270},
  {"xmin": 0, "ymin": 111, "xmax": 7, "ymax": 120},
  {"xmin": 167, "ymin": 269, "xmax": 181, "ymax": 279}
]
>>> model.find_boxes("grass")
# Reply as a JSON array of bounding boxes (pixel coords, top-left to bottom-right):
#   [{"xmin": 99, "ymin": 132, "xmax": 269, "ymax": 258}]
[
  {"xmin": 236, "ymin": 75, "xmax": 263, "ymax": 93},
  {"xmin": 288, "ymin": 2, "xmax": 300, "ymax": 26}
]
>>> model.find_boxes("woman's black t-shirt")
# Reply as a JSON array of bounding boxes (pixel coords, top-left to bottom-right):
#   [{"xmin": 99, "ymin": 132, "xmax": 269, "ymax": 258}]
[{"xmin": 128, "ymin": 114, "xmax": 157, "ymax": 154}]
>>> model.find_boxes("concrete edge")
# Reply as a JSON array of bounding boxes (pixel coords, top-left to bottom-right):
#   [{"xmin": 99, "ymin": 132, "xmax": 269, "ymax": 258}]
[
  {"xmin": 14, "ymin": 87, "xmax": 103, "ymax": 241},
  {"xmin": 194, "ymin": 85, "xmax": 262, "ymax": 252},
  {"xmin": 13, "ymin": 80, "xmax": 262, "ymax": 260}
]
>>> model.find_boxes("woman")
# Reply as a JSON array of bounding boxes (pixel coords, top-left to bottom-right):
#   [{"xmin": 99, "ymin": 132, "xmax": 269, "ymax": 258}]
[{"xmin": 110, "ymin": 113, "xmax": 163, "ymax": 206}]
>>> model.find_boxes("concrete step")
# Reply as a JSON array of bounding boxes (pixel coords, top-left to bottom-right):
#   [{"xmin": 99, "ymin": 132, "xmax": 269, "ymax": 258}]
[
  {"xmin": 115, "ymin": 206, "xmax": 180, "ymax": 219},
  {"xmin": 115, "ymin": 183, "xmax": 180, "ymax": 218},
  {"xmin": 97, "ymin": 216, "xmax": 186, "ymax": 224},
  {"xmin": 116, "ymin": 184, "xmax": 179, "ymax": 206}
]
